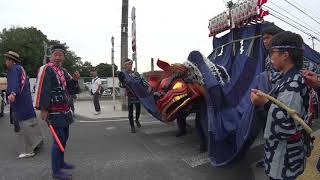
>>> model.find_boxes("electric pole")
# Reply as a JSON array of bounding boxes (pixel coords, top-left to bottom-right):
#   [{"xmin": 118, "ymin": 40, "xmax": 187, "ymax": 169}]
[
  {"xmin": 43, "ymin": 41, "xmax": 48, "ymax": 65},
  {"xmin": 111, "ymin": 36, "xmax": 116, "ymax": 111},
  {"xmin": 151, "ymin": 58, "xmax": 154, "ymax": 71},
  {"xmin": 120, "ymin": 0, "xmax": 129, "ymax": 110},
  {"xmin": 131, "ymin": 6, "xmax": 137, "ymax": 72},
  {"xmin": 310, "ymin": 36, "xmax": 316, "ymax": 49}
]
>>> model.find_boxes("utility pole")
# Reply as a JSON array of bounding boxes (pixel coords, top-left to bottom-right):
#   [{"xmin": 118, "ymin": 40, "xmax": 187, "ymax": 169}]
[
  {"xmin": 131, "ymin": 6, "xmax": 137, "ymax": 72},
  {"xmin": 151, "ymin": 58, "xmax": 154, "ymax": 71},
  {"xmin": 120, "ymin": 0, "xmax": 129, "ymax": 110},
  {"xmin": 43, "ymin": 41, "xmax": 48, "ymax": 65},
  {"xmin": 310, "ymin": 36, "xmax": 316, "ymax": 49},
  {"xmin": 111, "ymin": 36, "xmax": 116, "ymax": 111}
]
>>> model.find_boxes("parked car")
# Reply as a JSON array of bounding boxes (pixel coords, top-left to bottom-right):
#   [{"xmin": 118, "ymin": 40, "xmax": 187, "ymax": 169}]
[
  {"xmin": 102, "ymin": 87, "xmax": 121, "ymax": 97},
  {"xmin": 102, "ymin": 88, "xmax": 112, "ymax": 96},
  {"xmin": 83, "ymin": 82, "xmax": 92, "ymax": 91},
  {"xmin": 0, "ymin": 76, "xmax": 7, "ymax": 117}
]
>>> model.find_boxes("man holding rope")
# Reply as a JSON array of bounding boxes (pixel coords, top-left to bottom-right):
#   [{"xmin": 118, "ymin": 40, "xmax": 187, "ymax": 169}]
[
  {"xmin": 301, "ymin": 69, "xmax": 320, "ymax": 172},
  {"xmin": 34, "ymin": 44, "xmax": 80, "ymax": 180},
  {"xmin": 251, "ymin": 31, "xmax": 309, "ymax": 180}
]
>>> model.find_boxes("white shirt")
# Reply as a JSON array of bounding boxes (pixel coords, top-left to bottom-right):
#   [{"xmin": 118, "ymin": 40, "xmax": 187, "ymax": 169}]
[{"xmin": 91, "ymin": 77, "xmax": 101, "ymax": 94}]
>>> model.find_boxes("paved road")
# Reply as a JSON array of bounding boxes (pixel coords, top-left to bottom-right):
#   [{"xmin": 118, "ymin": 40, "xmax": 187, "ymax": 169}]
[{"xmin": 0, "ymin": 112, "xmax": 267, "ymax": 180}]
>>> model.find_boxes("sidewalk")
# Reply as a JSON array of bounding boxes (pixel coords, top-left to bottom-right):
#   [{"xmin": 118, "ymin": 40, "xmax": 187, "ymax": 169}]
[
  {"xmin": 75, "ymin": 91, "xmax": 121, "ymax": 101},
  {"xmin": 73, "ymin": 99, "xmax": 152, "ymax": 121}
]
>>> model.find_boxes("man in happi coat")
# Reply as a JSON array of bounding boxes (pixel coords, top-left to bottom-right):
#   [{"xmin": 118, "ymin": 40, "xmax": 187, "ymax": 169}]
[
  {"xmin": 4, "ymin": 51, "xmax": 43, "ymax": 158},
  {"xmin": 34, "ymin": 44, "xmax": 80, "ymax": 180},
  {"xmin": 119, "ymin": 59, "xmax": 149, "ymax": 133},
  {"xmin": 302, "ymin": 69, "xmax": 320, "ymax": 172}
]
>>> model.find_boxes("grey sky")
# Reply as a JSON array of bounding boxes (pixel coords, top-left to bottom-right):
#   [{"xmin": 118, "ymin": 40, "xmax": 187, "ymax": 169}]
[{"xmin": 1, "ymin": 0, "xmax": 320, "ymax": 73}]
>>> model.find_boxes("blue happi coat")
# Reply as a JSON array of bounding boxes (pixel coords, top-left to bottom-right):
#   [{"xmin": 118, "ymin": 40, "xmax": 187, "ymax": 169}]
[{"xmin": 7, "ymin": 64, "xmax": 36, "ymax": 121}]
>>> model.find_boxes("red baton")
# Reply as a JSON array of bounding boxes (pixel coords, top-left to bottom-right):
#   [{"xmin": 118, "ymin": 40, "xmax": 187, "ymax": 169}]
[{"xmin": 46, "ymin": 121, "xmax": 65, "ymax": 152}]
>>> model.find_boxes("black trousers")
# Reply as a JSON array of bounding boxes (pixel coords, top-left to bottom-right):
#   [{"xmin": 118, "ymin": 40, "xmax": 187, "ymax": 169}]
[
  {"xmin": 176, "ymin": 115, "xmax": 187, "ymax": 133},
  {"xmin": 128, "ymin": 103, "xmax": 141, "ymax": 127},
  {"xmin": 51, "ymin": 126, "xmax": 69, "ymax": 174},
  {"xmin": 195, "ymin": 112, "xmax": 207, "ymax": 149},
  {"xmin": 93, "ymin": 93, "xmax": 101, "ymax": 112}
]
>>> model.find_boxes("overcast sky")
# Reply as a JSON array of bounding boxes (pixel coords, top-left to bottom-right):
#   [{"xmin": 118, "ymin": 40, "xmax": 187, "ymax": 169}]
[{"xmin": 1, "ymin": 0, "xmax": 320, "ymax": 73}]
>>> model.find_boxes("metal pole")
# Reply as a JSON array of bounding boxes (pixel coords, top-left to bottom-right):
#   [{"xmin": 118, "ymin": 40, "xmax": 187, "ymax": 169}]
[
  {"xmin": 120, "ymin": 0, "xmax": 129, "ymax": 110},
  {"xmin": 151, "ymin": 58, "xmax": 154, "ymax": 71},
  {"xmin": 132, "ymin": 6, "xmax": 137, "ymax": 72},
  {"xmin": 43, "ymin": 41, "xmax": 48, "ymax": 65},
  {"xmin": 111, "ymin": 36, "xmax": 116, "ymax": 111}
]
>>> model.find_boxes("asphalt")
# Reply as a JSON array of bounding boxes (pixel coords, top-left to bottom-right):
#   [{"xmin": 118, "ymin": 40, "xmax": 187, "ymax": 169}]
[{"xmin": 0, "ymin": 100, "xmax": 270, "ymax": 180}]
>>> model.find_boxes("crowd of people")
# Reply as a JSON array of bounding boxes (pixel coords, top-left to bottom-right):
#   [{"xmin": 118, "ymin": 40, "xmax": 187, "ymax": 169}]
[{"xmin": 2, "ymin": 28, "xmax": 320, "ymax": 180}]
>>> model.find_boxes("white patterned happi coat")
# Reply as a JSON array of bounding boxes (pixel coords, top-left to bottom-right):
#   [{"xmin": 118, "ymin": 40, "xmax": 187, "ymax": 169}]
[{"xmin": 264, "ymin": 67, "xmax": 309, "ymax": 180}]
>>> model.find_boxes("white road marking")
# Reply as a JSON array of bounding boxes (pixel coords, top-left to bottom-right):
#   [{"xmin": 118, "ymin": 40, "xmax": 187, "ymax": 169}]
[
  {"xmin": 143, "ymin": 126, "xmax": 177, "ymax": 135},
  {"xmin": 105, "ymin": 127, "xmax": 116, "ymax": 130},
  {"xmin": 79, "ymin": 119, "xmax": 128, "ymax": 123},
  {"xmin": 78, "ymin": 119, "xmax": 163, "ymax": 125},
  {"xmin": 182, "ymin": 153, "xmax": 210, "ymax": 168},
  {"xmin": 154, "ymin": 137, "xmax": 185, "ymax": 146}
]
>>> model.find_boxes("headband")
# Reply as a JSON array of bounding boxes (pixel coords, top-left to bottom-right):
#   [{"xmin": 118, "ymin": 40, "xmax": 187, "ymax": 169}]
[{"xmin": 271, "ymin": 45, "xmax": 303, "ymax": 50}]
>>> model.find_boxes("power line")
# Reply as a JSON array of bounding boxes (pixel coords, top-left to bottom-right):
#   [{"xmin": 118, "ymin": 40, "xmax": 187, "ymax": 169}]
[
  {"xmin": 290, "ymin": 0, "xmax": 320, "ymax": 22},
  {"xmin": 268, "ymin": 12, "xmax": 320, "ymax": 43},
  {"xmin": 264, "ymin": 5, "xmax": 320, "ymax": 37},
  {"xmin": 268, "ymin": 1, "xmax": 318, "ymax": 33},
  {"xmin": 282, "ymin": 0, "xmax": 320, "ymax": 26}
]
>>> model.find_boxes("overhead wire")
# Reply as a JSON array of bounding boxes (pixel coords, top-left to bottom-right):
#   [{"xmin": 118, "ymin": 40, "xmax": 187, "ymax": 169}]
[
  {"xmin": 268, "ymin": 1, "xmax": 318, "ymax": 33},
  {"xmin": 290, "ymin": 0, "xmax": 320, "ymax": 22},
  {"xmin": 264, "ymin": 5, "xmax": 320, "ymax": 37},
  {"xmin": 267, "ymin": 12, "xmax": 320, "ymax": 42},
  {"xmin": 282, "ymin": 0, "xmax": 320, "ymax": 26}
]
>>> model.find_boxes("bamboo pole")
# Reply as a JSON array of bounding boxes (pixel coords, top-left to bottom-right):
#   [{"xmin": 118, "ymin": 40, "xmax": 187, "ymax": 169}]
[{"xmin": 256, "ymin": 90, "xmax": 313, "ymax": 134}]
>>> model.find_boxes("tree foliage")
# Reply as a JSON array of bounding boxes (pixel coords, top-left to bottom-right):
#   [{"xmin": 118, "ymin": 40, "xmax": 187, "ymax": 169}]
[
  {"xmin": 79, "ymin": 61, "xmax": 93, "ymax": 77},
  {"xmin": 0, "ymin": 26, "xmax": 48, "ymax": 77},
  {"xmin": 0, "ymin": 27, "xmax": 82, "ymax": 77},
  {"xmin": 0, "ymin": 26, "xmax": 119, "ymax": 78},
  {"xmin": 95, "ymin": 63, "xmax": 118, "ymax": 77}
]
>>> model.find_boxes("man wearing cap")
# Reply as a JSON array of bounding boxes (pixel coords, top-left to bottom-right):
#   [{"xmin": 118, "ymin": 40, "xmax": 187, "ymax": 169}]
[
  {"xmin": 90, "ymin": 68, "xmax": 101, "ymax": 115},
  {"xmin": 4, "ymin": 51, "xmax": 43, "ymax": 158},
  {"xmin": 34, "ymin": 44, "xmax": 80, "ymax": 180}
]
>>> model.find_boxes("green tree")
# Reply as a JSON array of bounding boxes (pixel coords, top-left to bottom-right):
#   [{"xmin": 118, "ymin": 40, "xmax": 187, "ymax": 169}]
[
  {"xmin": 0, "ymin": 26, "xmax": 48, "ymax": 77},
  {"xmin": 95, "ymin": 63, "xmax": 118, "ymax": 77},
  {"xmin": 79, "ymin": 61, "xmax": 93, "ymax": 77},
  {"xmin": 0, "ymin": 27, "xmax": 82, "ymax": 77}
]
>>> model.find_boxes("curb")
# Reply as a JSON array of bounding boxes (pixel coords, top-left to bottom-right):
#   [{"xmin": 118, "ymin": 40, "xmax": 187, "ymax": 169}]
[{"xmin": 74, "ymin": 114, "xmax": 128, "ymax": 121}]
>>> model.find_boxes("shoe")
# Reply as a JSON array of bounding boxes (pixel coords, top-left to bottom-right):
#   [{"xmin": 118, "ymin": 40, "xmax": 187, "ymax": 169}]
[
  {"xmin": 18, "ymin": 152, "xmax": 35, "ymax": 158},
  {"xmin": 94, "ymin": 111, "xmax": 101, "ymax": 115},
  {"xmin": 256, "ymin": 160, "xmax": 265, "ymax": 168},
  {"xmin": 316, "ymin": 158, "xmax": 320, "ymax": 172},
  {"xmin": 135, "ymin": 120, "xmax": 142, "ymax": 128},
  {"xmin": 52, "ymin": 171, "xmax": 72, "ymax": 180},
  {"xmin": 131, "ymin": 127, "xmax": 136, "ymax": 133},
  {"xmin": 62, "ymin": 162, "xmax": 75, "ymax": 169},
  {"xmin": 175, "ymin": 131, "xmax": 186, "ymax": 137}
]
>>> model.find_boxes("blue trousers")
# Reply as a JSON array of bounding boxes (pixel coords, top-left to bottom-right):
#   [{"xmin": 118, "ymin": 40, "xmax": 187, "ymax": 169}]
[{"xmin": 51, "ymin": 126, "xmax": 69, "ymax": 174}]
